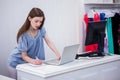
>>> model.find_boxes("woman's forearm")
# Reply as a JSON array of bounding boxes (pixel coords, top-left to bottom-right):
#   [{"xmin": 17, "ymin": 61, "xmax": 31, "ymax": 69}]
[
  {"xmin": 44, "ymin": 35, "xmax": 61, "ymax": 59},
  {"xmin": 21, "ymin": 51, "xmax": 42, "ymax": 64},
  {"xmin": 21, "ymin": 51, "xmax": 33, "ymax": 63}
]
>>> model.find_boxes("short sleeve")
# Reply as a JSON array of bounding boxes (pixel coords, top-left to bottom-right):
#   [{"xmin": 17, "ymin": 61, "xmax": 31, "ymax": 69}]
[
  {"xmin": 17, "ymin": 35, "xmax": 28, "ymax": 52},
  {"xmin": 40, "ymin": 27, "xmax": 46, "ymax": 37}
]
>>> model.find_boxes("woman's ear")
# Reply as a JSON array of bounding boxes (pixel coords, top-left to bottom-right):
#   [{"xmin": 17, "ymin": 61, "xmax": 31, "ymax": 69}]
[{"xmin": 28, "ymin": 16, "xmax": 32, "ymax": 21}]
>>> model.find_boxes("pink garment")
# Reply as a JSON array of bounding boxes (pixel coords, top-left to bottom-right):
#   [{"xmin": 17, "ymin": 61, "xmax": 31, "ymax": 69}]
[
  {"xmin": 94, "ymin": 12, "xmax": 100, "ymax": 21},
  {"xmin": 84, "ymin": 13, "xmax": 89, "ymax": 31}
]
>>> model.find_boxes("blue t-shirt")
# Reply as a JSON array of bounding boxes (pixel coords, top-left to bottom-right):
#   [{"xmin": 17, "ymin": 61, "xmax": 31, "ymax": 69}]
[{"xmin": 8, "ymin": 27, "xmax": 46, "ymax": 68}]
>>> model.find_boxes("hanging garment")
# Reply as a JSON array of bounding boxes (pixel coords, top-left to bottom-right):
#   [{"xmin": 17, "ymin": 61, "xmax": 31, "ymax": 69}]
[
  {"xmin": 100, "ymin": 13, "xmax": 109, "ymax": 53},
  {"xmin": 84, "ymin": 13, "xmax": 98, "ymax": 52},
  {"xmin": 104, "ymin": 37, "xmax": 108, "ymax": 53},
  {"xmin": 94, "ymin": 12, "xmax": 100, "ymax": 21},
  {"xmin": 111, "ymin": 13, "xmax": 120, "ymax": 54},
  {"xmin": 106, "ymin": 18, "xmax": 114, "ymax": 55},
  {"xmin": 84, "ymin": 13, "xmax": 89, "ymax": 31},
  {"xmin": 100, "ymin": 13, "xmax": 106, "ymax": 20},
  {"xmin": 118, "ymin": 25, "xmax": 120, "ymax": 53},
  {"xmin": 85, "ymin": 12, "xmax": 101, "ymax": 52},
  {"xmin": 104, "ymin": 21, "xmax": 108, "ymax": 53}
]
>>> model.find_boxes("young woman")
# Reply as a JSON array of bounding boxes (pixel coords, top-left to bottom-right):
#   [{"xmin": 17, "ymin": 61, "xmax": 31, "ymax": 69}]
[{"xmin": 8, "ymin": 7, "xmax": 61, "ymax": 79}]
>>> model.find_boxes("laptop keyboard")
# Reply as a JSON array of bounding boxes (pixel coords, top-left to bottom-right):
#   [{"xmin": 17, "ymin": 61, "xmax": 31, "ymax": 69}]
[{"xmin": 46, "ymin": 59, "xmax": 59, "ymax": 64}]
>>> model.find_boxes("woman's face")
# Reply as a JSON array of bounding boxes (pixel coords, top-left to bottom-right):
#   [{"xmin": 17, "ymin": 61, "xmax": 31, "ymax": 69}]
[{"xmin": 28, "ymin": 16, "xmax": 43, "ymax": 30}]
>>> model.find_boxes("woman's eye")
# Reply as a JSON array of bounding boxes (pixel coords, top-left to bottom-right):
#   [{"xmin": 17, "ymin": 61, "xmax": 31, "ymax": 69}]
[
  {"xmin": 35, "ymin": 21, "xmax": 38, "ymax": 23},
  {"xmin": 40, "ymin": 21, "xmax": 42, "ymax": 24}
]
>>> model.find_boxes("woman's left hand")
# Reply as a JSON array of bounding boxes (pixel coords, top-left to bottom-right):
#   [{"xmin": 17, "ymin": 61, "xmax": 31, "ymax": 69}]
[{"xmin": 56, "ymin": 53, "xmax": 61, "ymax": 60}]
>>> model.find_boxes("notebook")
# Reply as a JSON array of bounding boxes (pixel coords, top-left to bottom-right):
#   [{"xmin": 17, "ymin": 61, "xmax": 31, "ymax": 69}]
[{"xmin": 44, "ymin": 44, "xmax": 79, "ymax": 65}]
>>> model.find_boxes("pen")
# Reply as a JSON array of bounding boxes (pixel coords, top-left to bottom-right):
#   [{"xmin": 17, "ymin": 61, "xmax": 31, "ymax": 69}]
[{"xmin": 35, "ymin": 56, "xmax": 39, "ymax": 60}]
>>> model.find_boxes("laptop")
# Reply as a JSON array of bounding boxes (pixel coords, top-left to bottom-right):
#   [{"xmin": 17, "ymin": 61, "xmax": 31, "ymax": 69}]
[{"xmin": 44, "ymin": 44, "xmax": 79, "ymax": 65}]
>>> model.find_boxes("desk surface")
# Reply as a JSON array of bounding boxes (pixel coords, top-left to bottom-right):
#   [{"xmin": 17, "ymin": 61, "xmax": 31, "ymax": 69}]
[{"xmin": 16, "ymin": 55, "xmax": 120, "ymax": 78}]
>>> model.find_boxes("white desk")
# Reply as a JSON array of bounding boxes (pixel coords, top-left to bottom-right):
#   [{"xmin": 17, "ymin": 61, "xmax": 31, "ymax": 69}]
[
  {"xmin": 16, "ymin": 55, "xmax": 120, "ymax": 80},
  {"xmin": 0, "ymin": 75, "xmax": 15, "ymax": 80}
]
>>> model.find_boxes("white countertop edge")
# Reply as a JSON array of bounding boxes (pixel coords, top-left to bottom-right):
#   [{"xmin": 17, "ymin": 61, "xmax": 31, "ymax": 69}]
[{"xmin": 16, "ymin": 55, "xmax": 120, "ymax": 78}]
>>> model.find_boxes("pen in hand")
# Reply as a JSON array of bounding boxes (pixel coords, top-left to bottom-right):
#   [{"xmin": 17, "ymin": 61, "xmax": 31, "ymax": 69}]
[
  {"xmin": 34, "ymin": 56, "xmax": 42, "ymax": 65},
  {"xmin": 35, "ymin": 56, "xmax": 39, "ymax": 60}
]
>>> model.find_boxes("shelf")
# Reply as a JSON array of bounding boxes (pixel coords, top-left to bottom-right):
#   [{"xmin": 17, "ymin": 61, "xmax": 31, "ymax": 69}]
[
  {"xmin": 84, "ymin": 2, "xmax": 120, "ymax": 12},
  {"xmin": 84, "ymin": 3, "xmax": 120, "ymax": 5},
  {"xmin": 84, "ymin": 3, "xmax": 120, "ymax": 8},
  {"xmin": 84, "ymin": 0, "xmax": 113, "ymax": 4}
]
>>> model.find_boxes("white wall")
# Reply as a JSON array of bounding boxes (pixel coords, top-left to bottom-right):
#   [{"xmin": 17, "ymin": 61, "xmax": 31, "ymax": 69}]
[{"xmin": 0, "ymin": 0, "xmax": 85, "ymax": 77}]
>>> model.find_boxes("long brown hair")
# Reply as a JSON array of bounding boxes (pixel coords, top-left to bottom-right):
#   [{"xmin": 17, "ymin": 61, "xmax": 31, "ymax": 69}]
[{"xmin": 17, "ymin": 7, "xmax": 45, "ymax": 42}]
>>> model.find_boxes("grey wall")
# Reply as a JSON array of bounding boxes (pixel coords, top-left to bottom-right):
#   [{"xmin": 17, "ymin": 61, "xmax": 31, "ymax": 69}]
[{"xmin": 0, "ymin": 0, "xmax": 84, "ymax": 77}]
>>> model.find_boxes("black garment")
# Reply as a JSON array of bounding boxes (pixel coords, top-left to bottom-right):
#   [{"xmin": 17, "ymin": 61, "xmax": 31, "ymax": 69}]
[
  {"xmin": 118, "ymin": 25, "xmax": 120, "ymax": 53},
  {"xmin": 111, "ymin": 13, "xmax": 120, "ymax": 54}
]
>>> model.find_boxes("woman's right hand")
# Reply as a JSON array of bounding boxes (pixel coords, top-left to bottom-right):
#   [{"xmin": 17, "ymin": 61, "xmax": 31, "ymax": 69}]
[
  {"xmin": 30, "ymin": 59, "xmax": 42, "ymax": 65},
  {"xmin": 21, "ymin": 52, "xmax": 42, "ymax": 65}
]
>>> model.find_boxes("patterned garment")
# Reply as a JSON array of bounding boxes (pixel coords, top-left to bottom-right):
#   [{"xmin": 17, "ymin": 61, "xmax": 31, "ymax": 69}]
[{"xmin": 118, "ymin": 24, "xmax": 120, "ymax": 53}]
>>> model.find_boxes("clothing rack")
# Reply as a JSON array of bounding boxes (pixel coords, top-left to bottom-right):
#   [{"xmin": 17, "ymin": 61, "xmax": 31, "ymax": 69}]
[
  {"xmin": 85, "ymin": 4, "xmax": 120, "ymax": 12},
  {"xmin": 91, "ymin": 6, "xmax": 120, "ymax": 15},
  {"xmin": 91, "ymin": 6, "xmax": 120, "ymax": 10}
]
